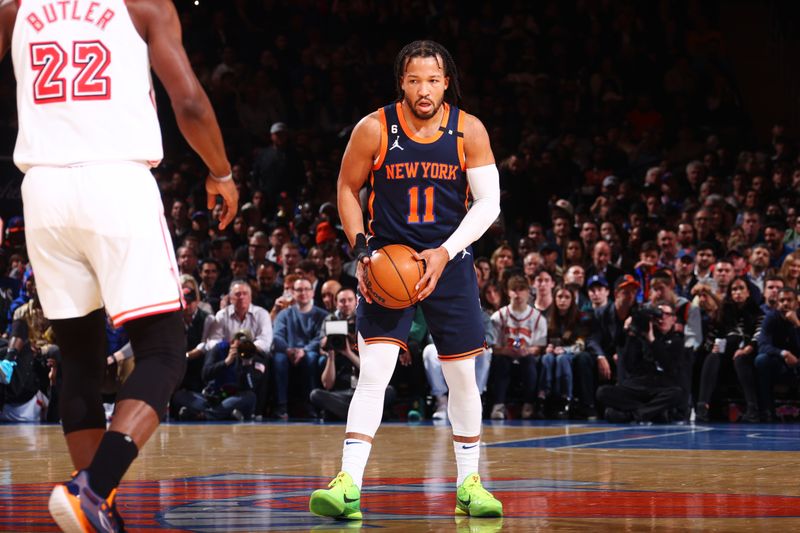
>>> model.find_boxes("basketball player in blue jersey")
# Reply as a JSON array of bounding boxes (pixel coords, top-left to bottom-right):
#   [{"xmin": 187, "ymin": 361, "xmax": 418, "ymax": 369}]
[{"xmin": 310, "ymin": 40, "xmax": 503, "ymax": 520}]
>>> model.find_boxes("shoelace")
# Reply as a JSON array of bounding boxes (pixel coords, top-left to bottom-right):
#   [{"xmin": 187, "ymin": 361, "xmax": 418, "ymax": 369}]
[{"xmin": 328, "ymin": 473, "xmax": 347, "ymax": 489}]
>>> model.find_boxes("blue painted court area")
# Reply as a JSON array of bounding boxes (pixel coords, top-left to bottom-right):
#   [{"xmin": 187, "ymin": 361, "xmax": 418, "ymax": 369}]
[{"xmin": 487, "ymin": 423, "xmax": 800, "ymax": 452}]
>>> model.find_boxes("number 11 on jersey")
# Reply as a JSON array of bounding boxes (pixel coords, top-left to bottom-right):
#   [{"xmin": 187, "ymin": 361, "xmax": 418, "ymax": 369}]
[{"xmin": 407, "ymin": 186, "xmax": 435, "ymax": 224}]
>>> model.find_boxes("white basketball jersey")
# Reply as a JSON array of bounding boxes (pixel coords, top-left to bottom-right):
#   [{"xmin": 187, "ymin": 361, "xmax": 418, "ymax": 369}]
[{"xmin": 11, "ymin": 0, "xmax": 163, "ymax": 171}]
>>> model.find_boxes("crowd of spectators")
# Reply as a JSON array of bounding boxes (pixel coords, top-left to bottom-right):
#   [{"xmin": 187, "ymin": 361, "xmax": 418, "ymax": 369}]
[{"xmin": 1, "ymin": 1, "xmax": 799, "ymax": 424}]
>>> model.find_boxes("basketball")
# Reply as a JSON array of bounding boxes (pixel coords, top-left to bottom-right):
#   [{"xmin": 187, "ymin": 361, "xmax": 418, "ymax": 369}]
[{"xmin": 364, "ymin": 244, "xmax": 425, "ymax": 309}]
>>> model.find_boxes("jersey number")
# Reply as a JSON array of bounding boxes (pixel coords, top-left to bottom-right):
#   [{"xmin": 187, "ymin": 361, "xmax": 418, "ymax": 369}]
[
  {"xmin": 31, "ymin": 41, "xmax": 111, "ymax": 104},
  {"xmin": 407, "ymin": 186, "xmax": 435, "ymax": 224}
]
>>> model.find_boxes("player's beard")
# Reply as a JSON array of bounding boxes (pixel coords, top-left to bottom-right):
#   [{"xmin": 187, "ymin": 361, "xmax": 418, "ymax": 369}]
[{"xmin": 405, "ymin": 94, "xmax": 444, "ymax": 120}]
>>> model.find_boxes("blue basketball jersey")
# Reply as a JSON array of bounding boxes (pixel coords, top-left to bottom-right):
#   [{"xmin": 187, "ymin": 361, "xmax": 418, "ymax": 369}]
[{"xmin": 367, "ymin": 102, "xmax": 468, "ymax": 251}]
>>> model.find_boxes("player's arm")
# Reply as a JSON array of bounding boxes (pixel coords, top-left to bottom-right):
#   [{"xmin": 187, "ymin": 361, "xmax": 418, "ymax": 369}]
[
  {"xmin": 127, "ymin": 0, "xmax": 237, "ymax": 228},
  {"xmin": 414, "ymin": 113, "xmax": 500, "ymax": 300},
  {"xmin": 337, "ymin": 112, "xmax": 382, "ymax": 303},
  {"xmin": 0, "ymin": 0, "xmax": 18, "ymax": 60}
]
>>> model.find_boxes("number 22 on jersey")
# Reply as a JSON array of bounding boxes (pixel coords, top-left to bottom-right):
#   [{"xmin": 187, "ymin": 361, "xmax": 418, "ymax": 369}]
[
  {"xmin": 30, "ymin": 40, "xmax": 110, "ymax": 103},
  {"xmin": 407, "ymin": 186, "xmax": 435, "ymax": 224}
]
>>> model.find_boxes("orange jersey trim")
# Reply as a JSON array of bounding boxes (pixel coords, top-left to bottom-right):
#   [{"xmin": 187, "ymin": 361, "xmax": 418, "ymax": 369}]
[
  {"xmin": 456, "ymin": 110, "xmax": 466, "ymax": 170},
  {"xmin": 372, "ymin": 107, "xmax": 389, "ymax": 170},
  {"xmin": 395, "ymin": 102, "xmax": 450, "ymax": 144},
  {"xmin": 367, "ymin": 171, "xmax": 375, "ymax": 236},
  {"xmin": 364, "ymin": 336, "xmax": 409, "ymax": 353},
  {"xmin": 438, "ymin": 346, "xmax": 485, "ymax": 361}
]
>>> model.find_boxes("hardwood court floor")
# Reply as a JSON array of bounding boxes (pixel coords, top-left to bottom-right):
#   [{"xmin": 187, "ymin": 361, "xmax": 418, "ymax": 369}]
[{"xmin": 2, "ymin": 421, "xmax": 800, "ymax": 531}]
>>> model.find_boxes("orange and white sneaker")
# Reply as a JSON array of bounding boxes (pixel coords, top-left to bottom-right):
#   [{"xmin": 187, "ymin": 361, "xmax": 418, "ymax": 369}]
[{"xmin": 48, "ymin": 470, "xmax": 125, "ymax": 532}]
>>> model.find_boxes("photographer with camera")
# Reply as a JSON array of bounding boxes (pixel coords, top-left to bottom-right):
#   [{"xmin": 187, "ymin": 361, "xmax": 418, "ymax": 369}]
[
  {"xmin": 310, "ymin": 288, "xmax": 396, "ymax": 420},
  {"xmin": 173, "ymin": 328, "xmax": 266, "ymax": 421},
  {"xmin": 596, "ymin": 300, "xmax": 687, "ymax": 423}
]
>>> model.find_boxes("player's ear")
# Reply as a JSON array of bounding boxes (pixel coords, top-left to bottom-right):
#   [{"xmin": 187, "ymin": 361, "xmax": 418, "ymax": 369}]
[{"xmin": 443, "ymin": 76, "xmax": 449, "ymax": 90}]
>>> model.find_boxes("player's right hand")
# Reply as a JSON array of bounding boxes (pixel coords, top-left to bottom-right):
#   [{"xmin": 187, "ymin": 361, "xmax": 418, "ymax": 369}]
[
  {"xmin": 357, "ymin": 256, "xmax": 373, "ymax": 304},
  {"xmin": 206, "ymin": 174, "xmax": 239, "ymax": 230}
]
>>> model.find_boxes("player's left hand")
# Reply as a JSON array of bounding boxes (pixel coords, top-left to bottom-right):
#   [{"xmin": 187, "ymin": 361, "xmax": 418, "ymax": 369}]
[
  {"xmin": 206, "ymin": 175, "xmax": 239, "ymax": 230},
  {"xmin": 413, "ymin": 246, "xmax": 449, "ymax": 301}
]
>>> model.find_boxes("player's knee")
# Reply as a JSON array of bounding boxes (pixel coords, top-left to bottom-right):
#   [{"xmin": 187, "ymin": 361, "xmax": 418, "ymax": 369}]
[{"xmin": 118, "ymin": 311, "xmax": 186, "ymax": 415}]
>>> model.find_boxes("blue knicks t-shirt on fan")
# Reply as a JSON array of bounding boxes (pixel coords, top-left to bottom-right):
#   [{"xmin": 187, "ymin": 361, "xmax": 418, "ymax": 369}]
[{"xmin": 367, "ymin": 102, "xmax": 468, "ymax": 252}]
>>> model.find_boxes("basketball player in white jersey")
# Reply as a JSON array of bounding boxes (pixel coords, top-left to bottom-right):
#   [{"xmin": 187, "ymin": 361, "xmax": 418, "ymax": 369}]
[{"xmin": 0, "ymin": 1, "xmax": 238, "ymax": 531}]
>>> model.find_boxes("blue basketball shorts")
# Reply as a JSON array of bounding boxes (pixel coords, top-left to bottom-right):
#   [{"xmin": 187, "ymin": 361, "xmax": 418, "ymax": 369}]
[{"xmin": 356, "ymin": 249, "xmax": 485, "ymax": 360}]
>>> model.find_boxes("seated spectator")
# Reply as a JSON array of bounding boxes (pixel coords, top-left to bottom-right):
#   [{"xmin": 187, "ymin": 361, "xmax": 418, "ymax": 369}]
[
  {"xmin": 531, "ymin": 267, "xmax": 556, "ymax": 315},
  {"xmin": 632, "ymin": 240, "xmax": 661, "ymax": 302},
  {"xmin": 310, "ymin": 288, "xmax": 395, "ymax": 420},
  {"xmin": 295, "ymin": 259, "xmax": 325, "ymax": 308},
  {"xmin": 695, "ymin": 277, "xmax": 763, "ymax": 422},
  {"xmin": 564, "ymin": 264, "xmax": 591, "ymax": 312},
  {"xmin": 2, "ymin": 275, "xmax": 58, "ymax": 422},
  {"xmin": 674, "ymin": 252, "xmax": 697, "ymax": 299},
  {"xmin": 693, "ymin": 242, "xmax": 716, "ymax": 287},
  {"xmin": 779, "ymin": 251, "xmax": 800, "ymax": 292},
  {"xmin": 198, "ymin": 258, "xmax": 224, "ymax": 312},
  {"xmin": 320, "ymin": 279, "xmax": 342, "ymax": 314},
  {"xmin": 760, "ymin": 274, "xmax": 785, "ymax": 313},
  {"xmin": 588, "ymin": 275, "xmax": 640, "ymax": 385},
  {"xmin": 586, "ymin": 240, "xmax": 623, "ymax": 290},
  {"xmin": 541, "ymin": 285, "xmax": 595, "ymax": 419},
  {"xmin": 489, "ymin": 275, "xmax": 547, "ymax": 420},
  {"xmin": 648, "ymin": 269, "xmax": 702, "ymax": 350},
  {"xmin": 587, "ymin": 275, "xmax": 610, "ymax": 310},
  {"xmin": 254, "ymin": 261, "xmax": 282, "ymax": 311},
  {"xmin": 489, "ymin": 244, "xmax": 515, "ymax": 284},
  {"xmin": 755, "ymin": 287, "xmax": 800, "ymax": 422},
  {"xmin": 173, "ymin": 329, "xmax": 266, "ymax": 421},
  {"xmin": 711, "ymin": 258, "xmax": 736, "ymax": 299},
  {"xmin": 597, "ymin": 301, "xmax": 687, "ymax": 423},
  {"xmin": 764, "ymin": 219, "xmax": 791, "ymax": 269},
  {"xmin": 480, "ymin": 280, "xmax": 505, "ymax": 313},
  {"xmin": 270, "ymin": 273, "xmax": 300, "ymax": 322},
  {"xmin": 178, "ymin": 284, "xmax": 215, "ymax": 397},
  {"xmin": 746, "ymin": 244, "xmax": 772, "ymax": 294},
  {"xmin": 324, "ymin": 247, "xmax": 357, "ymax": 291},
  {"xmin": 271, "ymin": 276, "xmax": 328, "ymax": 419},
  {"xmin": 207, "ymin": 279, "xmax": 273, "ymax": 360}
]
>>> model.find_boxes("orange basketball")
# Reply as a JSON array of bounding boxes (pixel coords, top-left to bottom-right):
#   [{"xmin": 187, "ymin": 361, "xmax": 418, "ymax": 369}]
[{"xmin": 365, "ymin": 244, "xmax": 425, "ymax": 309}]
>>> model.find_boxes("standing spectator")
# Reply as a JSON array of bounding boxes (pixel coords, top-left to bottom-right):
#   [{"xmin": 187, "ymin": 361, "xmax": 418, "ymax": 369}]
[
  {"xmin": 251, "ymin": 122, "xmax": 304, "ymax": 208},
  {"xmin": 755, "ymin": 287, "xmax": 800, "ymax": 421},
  {"xmin": 271, "ymin": 277, "xmax": 328, "ymax": 419},
  {"xmin": 489, "ymin": 276, "xmax": 547, "ymax": 420}
]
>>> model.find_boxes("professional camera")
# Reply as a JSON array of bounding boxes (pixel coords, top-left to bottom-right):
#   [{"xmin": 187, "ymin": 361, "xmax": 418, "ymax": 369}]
[
  {"xmin": 233, "ymin": 329, "xmax": 257, "ymax": 359},
  {"xmin": 322, "ymin": 319, "xmax": 356, "ymax": 351},
  {"xmin": 629, "ymin": 304, "xmax": 663, "ymax": 336}
]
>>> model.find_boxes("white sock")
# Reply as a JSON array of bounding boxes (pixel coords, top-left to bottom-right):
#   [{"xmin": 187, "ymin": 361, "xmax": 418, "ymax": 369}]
[
  {"xmin": 341, "ymin": 438, "xmax": 372, "ymax": 489},
  {"xmin": 453, "ymin": 440, "xmax": 480, "ymax": 486}
]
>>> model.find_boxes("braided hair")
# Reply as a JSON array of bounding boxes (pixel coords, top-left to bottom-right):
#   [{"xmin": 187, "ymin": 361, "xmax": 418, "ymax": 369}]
[{"xmin": 394, "ymin": 40, "xmax": 461, "ymax": 105}]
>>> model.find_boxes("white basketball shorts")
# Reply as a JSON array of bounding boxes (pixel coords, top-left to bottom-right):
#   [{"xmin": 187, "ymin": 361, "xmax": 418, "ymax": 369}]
[{"xmin": 22, "ymin": 162, "xmax": 183, "ymax": 326}]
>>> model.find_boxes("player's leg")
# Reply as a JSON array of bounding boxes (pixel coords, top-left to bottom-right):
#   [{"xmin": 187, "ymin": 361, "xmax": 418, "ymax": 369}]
[
  {"xmin": 309, "ymin": 335, "xmax": 399, "ymax": 520},
  {"xmin": 425, "ymin": 255, "xmax": 502, "ymax": 517}
]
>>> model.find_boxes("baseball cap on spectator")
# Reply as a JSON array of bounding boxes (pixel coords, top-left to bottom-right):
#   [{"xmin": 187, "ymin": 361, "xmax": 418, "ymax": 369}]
[
  {"xmin": 315, "ymin": 221, "xmax": 336, "ymax": 245},
  {"xmin": 554, "ymin": 199, "xmax": 574, "ymax": 217},
  {"xmin": 615, "ymin": 274, "xmax": 641, "ymax": 292},
  {"xmin": 587, "ymin": 274, "xmax": 608, "ymax": 288},
  {"xmin": 602, "ymin": 175, "xmax": 619, "ymax": 188},
  {"xmin": 270, "ymin": 122, "xmax": 288, "ymax": 134},
  {"xmin": 191, "ymin": 211, "xmax": 208, "ymax": 221},
  {"xmin": 677, "ymin": 249, "xmax": 694, "ymax": 261}
]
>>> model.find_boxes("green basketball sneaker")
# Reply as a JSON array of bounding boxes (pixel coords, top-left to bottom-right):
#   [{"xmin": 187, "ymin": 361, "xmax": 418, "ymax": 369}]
[
  {"xmin": 455, "ymin": 473, "xmax": 503, "ymax": 517},
  {"xmin": 309, "ymin": 471, "xmax": 363, "ymax": 520}
]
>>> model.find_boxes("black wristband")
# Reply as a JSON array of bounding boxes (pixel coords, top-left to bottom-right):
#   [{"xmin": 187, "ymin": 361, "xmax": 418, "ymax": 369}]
[{"xmin": 353, "ymin": 233, "xmax": 369, "ymax": 262}]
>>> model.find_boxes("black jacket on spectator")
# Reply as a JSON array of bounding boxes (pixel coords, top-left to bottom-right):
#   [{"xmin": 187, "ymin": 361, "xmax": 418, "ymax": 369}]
[
  {"xmin": 757, "ymin": 309, "xmax": 800, "ymax": 358},
  {"xmin": 621, "ymin": 330, "xmax": 685, "ymax": 388},
  {"xmin": 181, "ymin": 308, "xmax": 211, "ymax": 393}
]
